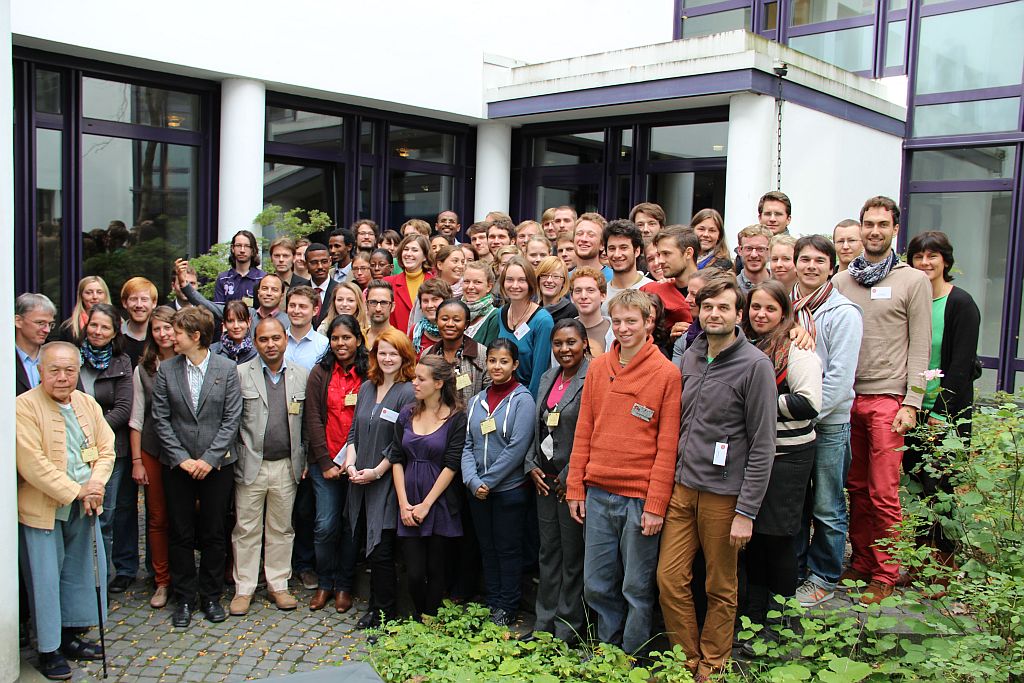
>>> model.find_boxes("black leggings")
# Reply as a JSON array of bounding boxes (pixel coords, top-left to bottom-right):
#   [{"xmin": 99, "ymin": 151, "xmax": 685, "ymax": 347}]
[
  {"xmin": 402, "ymin": 535, "xmax": 450, "ymax": 618},
  {"xmin": 744, "ymin": 532, "xmax": 798, "ymax": 624}
]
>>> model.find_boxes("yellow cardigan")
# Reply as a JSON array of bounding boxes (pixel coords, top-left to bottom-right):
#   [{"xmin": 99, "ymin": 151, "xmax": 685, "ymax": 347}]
[{"xmin": 16, "ymin": 386, "xmax": 116, "ymax": 530}]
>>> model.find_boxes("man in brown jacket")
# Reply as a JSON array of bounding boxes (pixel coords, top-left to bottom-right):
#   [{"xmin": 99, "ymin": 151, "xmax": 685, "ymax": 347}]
[{"xmin": 17, "ymin": 341, "xmax": 116, "ymax": 680}]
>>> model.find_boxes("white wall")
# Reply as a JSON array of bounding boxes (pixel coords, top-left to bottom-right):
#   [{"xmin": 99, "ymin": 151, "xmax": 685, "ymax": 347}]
[
  {"xmin": 12, "ymin": 0, "xmax": 674, "ymax": 120},
  {"xmin": 725, "ymin": 94, "xmax": 902, "ymax": 243}
]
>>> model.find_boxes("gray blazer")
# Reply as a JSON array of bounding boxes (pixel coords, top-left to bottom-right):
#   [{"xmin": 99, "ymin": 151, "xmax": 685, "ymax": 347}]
[
  {"xmin": 234, "ymin": 358, "xmax": 309, "ymax": 486},
  {"xmin": 151, "ymin": 352, "xmax": 242, "ymax": 468},
  {"xmin": 524, "ymin": 358, "xmax": 590, "ymax": 487}
]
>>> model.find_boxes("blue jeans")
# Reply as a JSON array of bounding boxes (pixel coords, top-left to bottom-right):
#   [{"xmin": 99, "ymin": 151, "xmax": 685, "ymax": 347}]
[
  {"xmin": 291, "ymin": 476, "xmax": 316, "ymax": 573},
  {"xmin": 98, "ymin": 456, "xmax": 128, "ymax": 578},
  {"xmin": 20, "ymin": 505, "xmax": 107, "ymax": 653},
  {"xmin": 112, "ymin": 462, "xmax": 140, "ymax": 579},
  {"xmin": 308, "ymin": 463, "xmax": 357, "ymax": 592},
  {"xmin": 469, "ymin": 486, "xmax": 528, "ymax": 614},
  {"xmin": 583, "ymin": 487, "xmax": 660, "ymax": 654},
  {"xmin": 798, "ymin": 422, "xmax": 851, "ymax": 591}
]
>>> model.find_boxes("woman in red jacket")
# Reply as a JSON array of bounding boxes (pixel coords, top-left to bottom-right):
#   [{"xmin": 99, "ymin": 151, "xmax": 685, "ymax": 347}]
[{"xmin": 385, "ymin": 234, "xmax": 433, "ymax": 335}]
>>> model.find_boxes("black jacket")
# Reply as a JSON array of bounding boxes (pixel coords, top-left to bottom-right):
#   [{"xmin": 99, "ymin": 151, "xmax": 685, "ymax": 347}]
[
  {"xmin": 79, "ymin": 353, "xmax": 134, "ymax": 460},
  {"xmin": 935, "ymin": 285, "xmax": 981, "ymax": 436}
]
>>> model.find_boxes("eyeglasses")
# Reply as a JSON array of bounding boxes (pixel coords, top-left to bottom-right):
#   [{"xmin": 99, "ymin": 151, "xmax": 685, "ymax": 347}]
[
  {"xmin": 366, "ymin": 300, "xmax": 392, "ymax": 308},
  {"xmin": 26, "ymin": 319, "xmax": 56, "ymax": 329},
  {"xmin": 352, "ymin": 266, "xmax": 372, "ymax": 272},
  {"xmin": 539, "ymin": 274, "xmax": 564, "ymax": 282},
  {"xmin": 741, "ymin": 246, "xmax": 769, "ymax": 254},
  {"xmin": 835, "ymin": 239, "xmax": 862, "ymax": 246}
]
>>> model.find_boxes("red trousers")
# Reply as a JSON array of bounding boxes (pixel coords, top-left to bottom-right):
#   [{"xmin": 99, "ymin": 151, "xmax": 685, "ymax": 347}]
[
  {"xmin": 140, "ymin": 449, "xmax": 171, "ymax": 587},
  {"xmin": 848, "ymin": 395, "xmax": 904, "ymax": 585}
]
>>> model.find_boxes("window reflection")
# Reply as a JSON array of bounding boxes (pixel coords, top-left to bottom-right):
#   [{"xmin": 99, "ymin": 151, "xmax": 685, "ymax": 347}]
[
  {"xmin": 790, "ymin": 0, "xmax": 874, "ymax": 26},
  {"xmin": 907, "ymin": 191, "xmax": 1011, "ymax": 358},
  {"xmin": 535, "ymin": 182, "xmax": 599, "ymax": 216},
  {"xmin": 36, "ymin": 128, "xmax": 63, "ymax": 310},
  {"xmin": 83, "ymin": 77, "xmax": 201, "ymax": 131},
  {"xmin": 35, "ymin": 70, "xmax": 62, "ymax": 115},
  {"xmin": 911, "ymin": 147, "xmax": 1015, "ymax": 182},
  {"xmin": 647, "ymin": 170, "xmax": 725, "ymax": 225},
  {"xmin": 681, "ymin": 8, "xmax": 751, "ymax": 38},
  {"xmin": 389, "ymin": 126, "xmax": 455, "ymax": 164},
  {"xmin": 266, "ymin": 107, "xmax": 344, "ymax": 152},
  {"xmin": 81, "ymin": 135, "xmax": 198, "ymax": 303},
  {"xmin": 650, "ymin": 122, "xmax": 728, "ymax": 160},
  {"xmin": 389, "ymin": 171, "xmax": 453, "ymax": 226},
  {"xmin": 532, "ymin": 132, "xmax": 605, "ymax": 166},
  {"xmin": 913, "ymin": 98, "xmax": 1020, "ymax": 137},
  {"xmin": 789, "ymin": 26, "xmax": 873, "ymax": 72}
]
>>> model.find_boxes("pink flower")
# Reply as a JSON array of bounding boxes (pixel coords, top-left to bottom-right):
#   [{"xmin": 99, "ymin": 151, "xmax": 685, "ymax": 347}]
[{"xmin": 921, "ymin": 369, "xmax": 945, "ymax": 381}]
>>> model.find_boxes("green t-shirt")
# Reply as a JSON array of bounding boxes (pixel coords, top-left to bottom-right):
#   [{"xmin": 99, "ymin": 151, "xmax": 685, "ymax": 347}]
[
  {"xmin": 56, "ymin": 403, "xmax": 91, "ymax": 523},
  {"xmin": 922, "ymin": 294, "xmax": 948, "ymax": 412}
]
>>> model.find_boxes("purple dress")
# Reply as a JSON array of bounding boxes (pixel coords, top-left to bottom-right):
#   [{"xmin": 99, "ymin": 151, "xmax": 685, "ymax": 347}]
[{"xmin": 396, "ymin": 408, "xmax": 464, "ymax": 539}]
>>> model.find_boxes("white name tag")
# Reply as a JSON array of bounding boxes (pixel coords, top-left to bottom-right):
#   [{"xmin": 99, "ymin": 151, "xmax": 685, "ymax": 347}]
[
  {"xmin": 631, "ymin": 403, "xmax": 654, "ymax": 422},
  {"xmin": 713, "ymin": 441, "xmax": 729, "ymax": 467},
  {"xmin": 513, "ymin": 322, "xmax": 530, "ymax": 340},
  {"xmin": 870, "ymin": 286, "xmax": 892, "ymax": 300},
  {"xmin": 380, "ymin": 407, "xmax": 400, "ymax": 423},
  {"xmin": 333, "ymin": 448, "xmax": 347, "ymax": 467}
]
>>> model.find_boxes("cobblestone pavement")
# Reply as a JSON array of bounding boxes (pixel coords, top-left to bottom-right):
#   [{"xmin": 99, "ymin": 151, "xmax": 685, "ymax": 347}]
[{"xmin": 20, "ymin": 578, "xmax": 376, "ymax": 682}]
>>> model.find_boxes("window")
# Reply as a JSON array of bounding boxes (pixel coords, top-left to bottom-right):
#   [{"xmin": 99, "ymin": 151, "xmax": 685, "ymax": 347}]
[
  {"xmin": 911, "ymin": 147, "xmax": 1016, "ymax": 182},
  {"xmin": 681, "ymin": 8, "xmax": 752, "ymax": 38},
  {"xmin": 389, "ymin": 171, "xmax": 454, "ymax": 227},
  {"xmin": 790, "ymin": 0, "xmax": 874, "ymax": 25},
  {"xmin": 389, "ymin": 126, "xmax": 455, "ymax": 164},
  {"xmin": 266, "ymin": 107, "xmax": 344, "ymax": 151},
  {"xmin": 649, "ymin": 122, "xmax": 728, "ymax": 160},
  {"xmin": 83, "ymin": 77, "xmax": 201, "ymax": 131},
  {"xmin": 789, "ymin": 25, "xmax": 874, "ymax": 72},
  {"xmin": 35, "ymin": 128, "xmax": 63, "ymax": 310},
  {"xmin": 532, "ymin": 132, "xmax": 605, "ymax": 166},
  {"xmin": 913, "ymin": 98, "xmax": 1021, "ymax": 137}
]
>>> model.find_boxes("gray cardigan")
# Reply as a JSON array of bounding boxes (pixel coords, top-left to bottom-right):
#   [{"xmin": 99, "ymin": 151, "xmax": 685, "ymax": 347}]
[
  {"xmin": 345, "ymin": 380, "xmax": 416, "ymax": 555},
  {"xmin": 524, "ymin": 358, "xmax": 590, "ymax": 487}
]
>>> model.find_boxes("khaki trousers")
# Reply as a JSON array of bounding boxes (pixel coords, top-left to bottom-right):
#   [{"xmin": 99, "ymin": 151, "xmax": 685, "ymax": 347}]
[
  {"xmin": 657, "ymin": 484, "xmax": 739, "ymax": 676},
  {"xmin": 232, "ymin": 459, "xmax": 297, "ymax": 595}
]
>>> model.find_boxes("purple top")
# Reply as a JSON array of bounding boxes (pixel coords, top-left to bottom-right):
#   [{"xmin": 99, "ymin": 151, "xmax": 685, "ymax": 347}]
[{"xmin": 395, "ymin": 407, "xmax": 464, "ymax": 538}]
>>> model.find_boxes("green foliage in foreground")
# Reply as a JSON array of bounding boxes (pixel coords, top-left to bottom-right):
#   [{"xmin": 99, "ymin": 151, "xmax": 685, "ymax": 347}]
[{"xmin": 368, "ymin": 396, "xmax": 1024, "ymax": 682}]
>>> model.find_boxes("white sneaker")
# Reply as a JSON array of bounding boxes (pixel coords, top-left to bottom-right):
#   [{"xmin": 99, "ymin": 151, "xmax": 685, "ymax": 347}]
[{"xmin": 796, "ymin": 579, "xmax": 834, "ymax": 608}]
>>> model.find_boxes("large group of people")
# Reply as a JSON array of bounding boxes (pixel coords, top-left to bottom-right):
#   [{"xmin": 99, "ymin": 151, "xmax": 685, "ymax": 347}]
[{"xmin": 15, "ymin": 194, "xmax": 981, "ymax": 681}]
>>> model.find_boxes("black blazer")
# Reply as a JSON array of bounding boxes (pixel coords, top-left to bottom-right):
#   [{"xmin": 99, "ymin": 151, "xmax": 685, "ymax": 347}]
[
  {"xmin": 79, "ymin": 353, "xmax": 134, "ymax": 460},
  {"xmin": 524, "ymin": 358, "xmax": 590, "ymax": 486},
  {"xmin": 312, "ymin": 279, "xmax": 338, "ymax": 330},
  {"xmin": 935, "ymin": 285, "xmax": 981, "ymax": 436},
  {"xmin": 16, "ymin": 351, "xmax": 32, "ymax": 396}
]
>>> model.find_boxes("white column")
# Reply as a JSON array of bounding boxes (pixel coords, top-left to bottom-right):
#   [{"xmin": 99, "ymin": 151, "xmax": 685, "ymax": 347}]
[
  {"xmin": 217, "ymin": 79, "xmax": 266, "ymax": 243},
  {"xmin": 474, "ymin": 122, "xmax": 512, "ymax": 221},
  {"xmin": 724, "ymin": 92, "xmax": 776, "ymax": 239},
  {"xmin": 0, "ymin": 0, "xmax": 19, "ymax": 680}
]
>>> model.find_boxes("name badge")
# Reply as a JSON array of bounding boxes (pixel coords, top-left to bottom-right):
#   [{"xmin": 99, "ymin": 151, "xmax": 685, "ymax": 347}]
[
  {"xmin": 480, "ymin": 417, "xmax": 497, "ymax": 435},
  {"xmin": 380, "ymin": 407, "xmax": 400, "ymax": 423},
  {"xmin": 546, "ymin": 411, "xmax": 560, "ymax": 427},
  {"xmin": 714, "ymin": 441, "xmax": 729, "ymax": 467},
  {"xmin": 513, "ymin": 322, "xmax": 530, "ymax": 340},
  {"xmin": 870, "ymin": 286, "xmax": 892, "ymax": 300},
  {"xmin": 631, "ymin": 403, "xmax": 655, "ymax": 423},
  {"xmin": 288, "ymin": 401, "xmax": 302, "ymax": 415},
  {"xmin": 456, "ymin": 373, "xmax": 471, "ymax": 390},
  {"xmin": 332, "ymin": 448, "xmax": 347, "ymax": 467},
  {"xmin": 344, "ymin": 393, "xmax": 358, "ymax": 407},
  {"xmin": 242, "ymin": 296, "xmax": 254, "ymax": 308},
  {"xmin": 81, "ymin": 446, "xmax": 99, "ymax": 463}
]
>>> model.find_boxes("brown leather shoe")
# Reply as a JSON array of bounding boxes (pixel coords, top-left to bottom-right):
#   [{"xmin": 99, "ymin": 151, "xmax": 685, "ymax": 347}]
[
  {"xmin": 859, "ymin": 580, "xmax": 895, "ymax": 605},
  {"xmin": 269, "ymin": 590, "xmax": 298, "ymax": 611},
  {"xmin": 229, "ymin": 593, "xmax": 252, "ymax": 616},
  {"xmin": 334, "ymin": 591, "xmax": 353, "ymax": 613},
  {"xmin": 309, "ymin": 589, "xmax": 333, "ymax": 610},
  {"xmin": 149, "ymin": 585, "xmax": 170, "ymax": 609},
  {"xmin": 838, "ymin": 567, "xmax": 870, "ymax": 589}
]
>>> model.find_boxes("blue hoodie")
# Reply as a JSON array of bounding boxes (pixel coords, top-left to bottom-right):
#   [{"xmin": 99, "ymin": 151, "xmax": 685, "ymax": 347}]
[
  {"xmin": 462, "ymin": 384, "xmax": 535, "ymax": 494},
  {"xmin": 810, "ymin": 287, "xmax": 863, "ymax": 425}
]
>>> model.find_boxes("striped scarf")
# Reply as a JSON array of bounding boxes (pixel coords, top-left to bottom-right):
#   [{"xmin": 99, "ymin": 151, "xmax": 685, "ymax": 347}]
[{"xmin": 791, "ymin": 282, "xmax": 833, "ymax": 338}]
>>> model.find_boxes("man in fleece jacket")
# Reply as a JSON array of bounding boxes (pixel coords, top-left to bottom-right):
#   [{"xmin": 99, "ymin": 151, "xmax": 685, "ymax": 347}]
[
  {"xmin": 791, "ymin": 234, "xmax": 863, "ymax": 608},
  {"xmin": 566, "ymin": 289, "xmax": 682, "ymax": 655},
  {"xmin": 657, "ymin": 273, "xmax": 777, "ymax": 681}
]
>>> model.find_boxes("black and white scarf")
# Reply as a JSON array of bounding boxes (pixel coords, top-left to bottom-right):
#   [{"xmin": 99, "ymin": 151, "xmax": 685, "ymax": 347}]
[{"xmin": 847, "ymin": 250, "xmax": 899, "ymax": 287}]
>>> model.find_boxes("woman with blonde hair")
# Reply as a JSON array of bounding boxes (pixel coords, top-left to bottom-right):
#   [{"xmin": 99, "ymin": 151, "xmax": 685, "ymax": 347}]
[
  {"xmin": 534, "ymin": 255, "xmax": 577, "ymax": 323},
  {"xmin": 56, "ymin": 275, "xmax": 111, "ymax": 344},
  {"xmin": 433, "ymin": 244, "xmax": 466, "ymax": 299},
  {"xmin": 317, "ymin": 281, "xmax": 369, "ymax": 336},
  {"xmin": 690, "ymin": 208, "xmax": 734, "ymax": 270}
]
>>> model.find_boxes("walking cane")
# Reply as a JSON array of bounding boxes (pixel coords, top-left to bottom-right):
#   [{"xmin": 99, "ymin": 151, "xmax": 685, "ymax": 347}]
[{"xmin": 89, "ymin": 514, "xmax": 108, "ymax": 679}]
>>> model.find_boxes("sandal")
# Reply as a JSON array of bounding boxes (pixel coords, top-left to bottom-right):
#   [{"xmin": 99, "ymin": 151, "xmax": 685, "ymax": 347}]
[
  {"xmin": 60, "ymin": 636, "xmax": 104, "ymax": 661},
  {"xmin": 38, "ymin": 650, "xmax": 72, "ymax": 680}
]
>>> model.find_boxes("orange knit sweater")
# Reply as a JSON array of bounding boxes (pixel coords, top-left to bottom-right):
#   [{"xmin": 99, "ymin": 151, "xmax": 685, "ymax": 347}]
[{"xmin": 566, "ymin": 339, "xmax": 682, "ymax": 517}]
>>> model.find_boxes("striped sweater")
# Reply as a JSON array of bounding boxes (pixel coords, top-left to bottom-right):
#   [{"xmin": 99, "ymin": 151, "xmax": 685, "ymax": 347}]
[{"xmin": 776, "ymin": 344, "xmax": 822, "ymax": 454}]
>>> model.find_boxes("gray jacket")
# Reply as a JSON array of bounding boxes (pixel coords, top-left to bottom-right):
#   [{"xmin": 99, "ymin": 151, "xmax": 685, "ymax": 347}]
[
  {"xmin": 151, "ymin": 353, "xmax": 242, "ymax": 468},
  {"xmin": 677, "ymin": 328, "xmax": 777, "ymax": 518},
  {"xmin": 234, "ymin": 358, "xmax": 309, "ymax": 486},
  {"xmin": 810, "ymin": 288, "xmax": 862, "ymax": 425},
  {"xmin": 524, "ymin": 358, "xmax": 590, "ymax": 487}
]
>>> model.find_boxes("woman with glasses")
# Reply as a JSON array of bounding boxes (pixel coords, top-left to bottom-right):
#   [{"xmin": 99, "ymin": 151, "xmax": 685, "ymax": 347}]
[
  {"xmin": 350, "ymin": 251, "xmax": 374, "ymax": 290},
  {"xmin": 535, "ymin": 256, "xmax": 577, "ymax": 323}
]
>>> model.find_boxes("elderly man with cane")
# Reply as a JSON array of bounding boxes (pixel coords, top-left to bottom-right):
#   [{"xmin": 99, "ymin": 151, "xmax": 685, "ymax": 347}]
[{"xmin": 17, "ymin": 341, "xmax": 116, "ymax": 680}]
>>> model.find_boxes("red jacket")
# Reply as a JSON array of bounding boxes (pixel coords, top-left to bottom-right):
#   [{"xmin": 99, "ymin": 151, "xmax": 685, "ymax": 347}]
[
  {"xmin": 384, "ymin": 271, "xmax": 433, "ymax": 336},
  {"xmin": 566, "ymin": 338, "xmax": 682, "ymax": 517},
  {"xmin": 641, "ymin": 280, "xmax": 693, "ymax": 330}
]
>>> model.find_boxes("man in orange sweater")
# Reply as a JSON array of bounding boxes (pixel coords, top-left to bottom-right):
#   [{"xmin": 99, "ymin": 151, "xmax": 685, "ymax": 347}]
[{"xmin": 567, "ymin": 289, "xmax": 682, "ymax": 655}]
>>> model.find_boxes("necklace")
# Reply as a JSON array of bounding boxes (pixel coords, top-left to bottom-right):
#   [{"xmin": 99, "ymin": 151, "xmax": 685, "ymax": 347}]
[
  {"xmin": 508, "ymin": 302, "xmax": 533, "ymax": 331},
  {"xmin": 557, "ymin": 368, "xmax": 577, "ymax": 391}
]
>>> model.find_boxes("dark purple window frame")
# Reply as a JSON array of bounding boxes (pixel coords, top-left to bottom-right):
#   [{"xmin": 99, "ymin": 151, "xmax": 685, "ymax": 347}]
[
  {"xmin": 264, "ymin": 92, "xmax": 476, "ymax": 237},
  {"xmin": 13, "ymin": 48, "xmax": 220, "ymax": 318}
]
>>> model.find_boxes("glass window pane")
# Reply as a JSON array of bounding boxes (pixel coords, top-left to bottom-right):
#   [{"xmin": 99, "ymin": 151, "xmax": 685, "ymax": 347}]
[
  {"xmin": 791, "ymin": 0, "xmax": 875, "ymax": 26},
  {"xmin": 619, "ymin": 130, "xmax": 633, "ymax": 162},
  {"xmin": 907, "ymin": 191, "xmax": 1012, "ymax": 358},
  {"xmin": 389, "ymin": 126, "xmax": 455, "ymax": 164},
  {"xmin": 535, "ymin": 182, "xmax": 599, "ymax": 216},
  {"xmin": 764, "ymin": 2, "xmax": 778, "ymax": 31},
  {"xmin": 531, "ymin": 132, "xmax": 605, "ymax": 166},
  {"xmin": 915, "ymin": 2, "xmax": 1024, "ymax": 95},
  {"xmin": 36, "ymin": 128, "xmax": 63, "ymax": 311},
  {"xmin": 650, "ymin": 122, "xmax": 728, "ymax": 160},
  {"xmin": 82, "ymin": 77, "xmax": 200, "ymax": 131},
  {"xmin": 646, "ymin": 170, "xmax": 726, "ymax": 225},
  {"xmin": 35, "ymin": 70, "xmax": 62, "ymax": 115},
  {"xmin": 789, "ymin": 26, "xmax": 874, "ymax": 72},
  {"xmin": 616, "ymin": 175, "xmax": 631, "ymax": 223},
  {"xmin": 263, "ymin": 162, "xmax": 334, "ymax": 244},
  {"xmin": 885, "ymin": 20, "xmax": 906, "ymax": 69},
  {"xmin": 389, "ymin": 171, "xmax": 454, "ymax": 226},
  {"xmin": 266, "ymin": 107, "xmax": 344, "ymax": 152},
  {"xmin": 359, "ymin": 166, "xmax": 373, "ymax": 219},
  {"xmin": 683, "ymin": 0, "xmax": 730, "ymax": 7},
  {"xmin": 889, "ymin": 0, "xmax": 907, "ymax": 10},
  {"xmin": 81, "ymin": 135, "xmax": 199, "ymax": 306},
  {"xmin": 681, "ymin": 8, "xmax": 751, "ymax": 38},
  {"xmin": 913, "ymin": 98, "xmax": 1020, "ymax": 137},
  {"xmin": 360, "ymin": 121, "xmax": 375, "ymax": 155},
  {"xmin": 911, "ymin": 147, "xmax": 1016, "ymax": 181}
]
